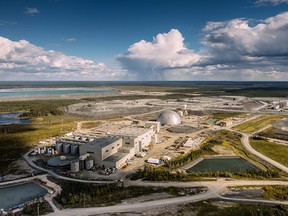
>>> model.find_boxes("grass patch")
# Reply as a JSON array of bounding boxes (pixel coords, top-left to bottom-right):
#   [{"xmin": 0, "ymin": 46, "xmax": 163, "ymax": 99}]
[
  {"xmin": 233, "ymin": 115, "xmax": 283, "ymax": 133},
  {"xmin": 80, "ymin": 121, "xmax": 102, "ymax": 129},
  {"xmin": 250, "ymin": 139, "xmax": 288, "ymax": 167},
  {"xmin": 262, "ymin": 185, "xmax": 288, "ymax": 201}
]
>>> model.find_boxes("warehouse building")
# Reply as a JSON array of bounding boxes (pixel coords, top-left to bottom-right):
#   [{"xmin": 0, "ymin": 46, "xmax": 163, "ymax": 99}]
[
  {"xmin": 54, "ymin": 122, "xmax": 159, "ymax": 170},
  {"xmin": 77, "ymin": 126, "xmax": 156, "ymax": 169}
]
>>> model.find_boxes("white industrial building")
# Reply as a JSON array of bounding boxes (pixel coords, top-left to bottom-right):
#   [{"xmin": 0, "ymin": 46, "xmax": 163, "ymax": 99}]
[
  {"xmin": 112, "ymin": 127, "xmax": 156, "ymax": 153},
  {"xmin": 76, "ymin": 126, "xmax": 157, "ymax": 169}
]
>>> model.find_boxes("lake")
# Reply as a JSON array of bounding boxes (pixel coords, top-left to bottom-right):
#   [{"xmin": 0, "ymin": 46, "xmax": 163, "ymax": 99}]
[
  {"xmin": 0, "ymin": 182, "xmax": 48, "ymax": 211},
  {"xmin": 0, "ymin": 88, "xmax": 117, "ymax": 97},
  {"xmin": 0, "ymin": 112, "xmax": 31, "ymax": 125}
]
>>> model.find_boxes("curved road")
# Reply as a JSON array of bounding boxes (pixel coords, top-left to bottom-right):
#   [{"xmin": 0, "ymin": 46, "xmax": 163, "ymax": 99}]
[
  {"xmin": 46, "ymin": 179, "xmax": 288, "ymax": 216},
  {"xmin": 13, "ymin": 114, "xmax": 288, "ymax": 215},
  {"xmin": 240, "ymin": 132, "xmax": 288, "ymax": 174}
]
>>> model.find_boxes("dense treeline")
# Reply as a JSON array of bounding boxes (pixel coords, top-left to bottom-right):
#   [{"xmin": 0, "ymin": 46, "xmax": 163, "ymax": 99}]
[
  {"xmin": 131, "ymin": 166, "xmax": 279, "ymax": 181},
  {"xmin": 22, "ymin": 201, "xmax": 52, "ymax": 216},
  {"xmin": 55, "ymin": 182, "xmax": 121, "ymax": 206},
  {"xmin": 54, "ymin": 180, "xmax": 181, "ymax": 207},
  {"xmin": 0, "ymin": 99, "xmax": 78, "ymax": 117}
]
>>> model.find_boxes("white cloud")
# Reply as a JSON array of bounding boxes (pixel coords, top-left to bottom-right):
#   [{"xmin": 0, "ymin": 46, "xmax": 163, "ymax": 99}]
[
  {"xmin": 202, "ymin": 12, "xmax": 288, "ymax": 65},
  {"xmin": 118, "ymin": 12, "xmax": 288, "ymax": 81},
  {"xmin": 64, "ymin": 38, "xmax": 76, "ymax": 42},
  {"xmin": 203, "ymin": 21, "xmax": 226, "ymax": 32},
  {"xmin": 0, "ymin": 36, "xmax": 126, "ymax": 80},
  {"xmin": 24, "ymin": 7, "xmax": 39, "ymax": 15},
  {"xmin": 117, "ymin": 29, "xmax": 200, "ymax": 79},
  {"xmin": 255, "ymin": 0, "xmax": 288, "ymax": 5}
]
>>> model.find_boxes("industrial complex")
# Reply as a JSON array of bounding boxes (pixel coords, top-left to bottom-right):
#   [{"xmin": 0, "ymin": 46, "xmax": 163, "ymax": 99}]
[{"xmin": 43, "ymin": 110, "xmax": 186, "ymax": 173}]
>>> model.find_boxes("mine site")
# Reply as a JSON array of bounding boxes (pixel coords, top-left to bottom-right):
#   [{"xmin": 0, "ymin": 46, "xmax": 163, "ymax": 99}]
[
  {"xmin": 1, "ymin": 83, "xmax": 288, "ymax": 216},
  {"xmin": 22, "ymin": 94, "xmax": 288, "ymax": 182}
]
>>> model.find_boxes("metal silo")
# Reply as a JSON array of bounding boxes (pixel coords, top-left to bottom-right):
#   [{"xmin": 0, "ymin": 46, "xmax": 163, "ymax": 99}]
[
  {"xmin": 63, "ymin": 143, "xmax": 71, "ymax": 154},
  {"xmin": 85, "ymin": 158, "xmax": 94, "ymax": 170},
  {"xmin": 56, "ymin": 143, "xmax": 63, "ymax": 153}
]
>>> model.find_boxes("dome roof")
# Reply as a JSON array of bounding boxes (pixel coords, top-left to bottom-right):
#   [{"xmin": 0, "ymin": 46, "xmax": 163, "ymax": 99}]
[{"xmin": 157, "ymin": 110, "xmax": 181, "ymax": 126}]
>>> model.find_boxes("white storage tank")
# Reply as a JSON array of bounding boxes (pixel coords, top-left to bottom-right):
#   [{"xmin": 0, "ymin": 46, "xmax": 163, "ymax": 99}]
[
  {"xmin": 56, "ymin": 143, "xmax": 63, "ymax": 153},
  {"xmin": 63, "ymin": 143, "xmax": 71, "ymax": 154},
  {"xmin": 70, "ymin": 160, "xmax": 80, "ymax": 172},
  {"xmin": 85, "ymin": 158, "xmax": 94, "ymax": 170},
  {"xmin": 70, "ymin": 145, "xmax": 79, "ymax": 155},
  {"xmin": 40, "ymin": 148, "xmax": 45, "ymax": 154}
]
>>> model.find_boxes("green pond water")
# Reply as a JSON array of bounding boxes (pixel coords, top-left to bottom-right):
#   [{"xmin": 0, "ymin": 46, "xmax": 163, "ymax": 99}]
[{"xmin": 186, "ymin": 157, "xmax": 257, "ymax": 173}]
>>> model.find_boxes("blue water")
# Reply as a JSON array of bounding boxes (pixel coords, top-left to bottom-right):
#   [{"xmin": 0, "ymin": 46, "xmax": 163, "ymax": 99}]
[
  {"xmin": 0, "ymin": 88, "xmax": 116, "ymax": 97},
  {"xmin": 0, "ymin": 182, "xmax": 48, "ymax": 211},
  {"xmin": 0, "ymin": 112, "xmax": 31, "ymax": 125}
]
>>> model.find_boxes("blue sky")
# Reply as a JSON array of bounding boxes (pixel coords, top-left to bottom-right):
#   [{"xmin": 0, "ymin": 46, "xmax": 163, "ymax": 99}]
[{"xmin": 0, "ymin": 0, "xmax": 288, "ymax": 81}]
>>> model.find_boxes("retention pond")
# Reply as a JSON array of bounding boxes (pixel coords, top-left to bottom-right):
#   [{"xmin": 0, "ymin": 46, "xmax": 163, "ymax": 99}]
[
  {"xmin": 186, "ymin": 157, "xmax": 258, "ymax": 173},
  {"xmin": 0, "ymin": 182, "xmax": 48, "ymax": 211}
]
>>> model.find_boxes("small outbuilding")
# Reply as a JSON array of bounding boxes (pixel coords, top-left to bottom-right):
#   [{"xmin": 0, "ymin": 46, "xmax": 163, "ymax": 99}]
[{"xmin": 147, "ymin": 158, "xmax": 160, "ymax": 165}]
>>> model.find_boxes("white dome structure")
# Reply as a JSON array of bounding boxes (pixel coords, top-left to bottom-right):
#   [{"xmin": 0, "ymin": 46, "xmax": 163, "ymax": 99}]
[{"xmin": 157, "ymin": 110, "xmax": 181, "ymax": 126}]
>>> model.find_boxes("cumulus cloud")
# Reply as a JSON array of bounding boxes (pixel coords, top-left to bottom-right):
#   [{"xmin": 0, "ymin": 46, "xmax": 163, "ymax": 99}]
[
  {"xmin": 117, "ymin": 29, "xmax": 200, "ymax": 79},
  {"xmin": 255, "ymin": 0, "xmax": 288, "ymax": 5},
  {"xmin": 0, "ymin": 36, "xmax": 126, "ymax": 80},
  {"xmin": 118, "ymin": 12, "xmax": 288, "ymax": 81},
  {"xmin": 24, "ymin": 7, "xmax": 39, "ymax": 15},
  {"xmin": 202, "ymin": 12, "xmax": 288, "ymax": 65}
]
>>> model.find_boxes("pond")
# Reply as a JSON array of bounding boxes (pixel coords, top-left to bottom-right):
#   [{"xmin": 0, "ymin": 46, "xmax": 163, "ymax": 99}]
[
  {"xmin": 0, "ymin": 182, "xmax": 48, "ymax": 211},
  {"xmin": 186, "ymin": 157, "xmax": 258, "ymax": 173},
  {"xmin": 0, "ymin": 112, "xmax": 31, "ymax": 125}
]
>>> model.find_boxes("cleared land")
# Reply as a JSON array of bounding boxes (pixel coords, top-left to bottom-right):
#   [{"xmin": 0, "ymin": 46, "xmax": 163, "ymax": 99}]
[
  {"xmin": 250, "ymin": 139, "xmax": 288, "ymax": 167},
  {"xmin": 233, "ymin": 116, "xmax": 283, "ymax": 133},
  {"xmin": 211, "ymin": 112, "xmax": 246, "ymax": 120}
]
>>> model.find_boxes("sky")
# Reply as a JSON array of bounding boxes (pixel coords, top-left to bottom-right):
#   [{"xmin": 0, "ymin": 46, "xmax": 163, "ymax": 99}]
[{"xmin": 0, "ymin": 0, "xmax": 288, "ymax": 81}]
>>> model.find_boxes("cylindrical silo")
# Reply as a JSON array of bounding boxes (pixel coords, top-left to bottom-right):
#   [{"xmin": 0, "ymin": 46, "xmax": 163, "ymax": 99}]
[
  {"xmin": 85, "ymin": 158, "xmax": 94, "ymax": 170},
  {"xmin": 71, "ymin": 145, "xmax": 79, "ymax": 155},
  {"xmin": 63, "ymin": 143, "xmax": 71, "ymax": 154},
  {"xmin": 70, "ymin": 160, "xmax": 80, "ymax": 172},
  {"xmin": 56, "ymin": 143, "xmax": 63, "ymax": 153}
]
